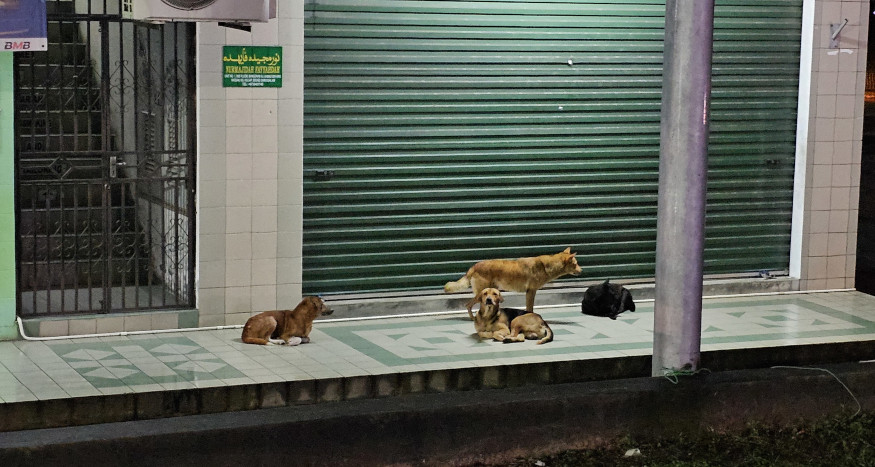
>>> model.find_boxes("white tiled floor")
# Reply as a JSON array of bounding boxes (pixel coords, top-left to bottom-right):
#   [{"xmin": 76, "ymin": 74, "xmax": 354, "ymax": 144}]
[{"xmin": 1, "ymin": 290, "xmax": 874, "ymax": 403}]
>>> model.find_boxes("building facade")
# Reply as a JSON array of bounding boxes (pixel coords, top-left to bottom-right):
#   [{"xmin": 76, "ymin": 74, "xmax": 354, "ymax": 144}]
[{"xmin": 0, "ymin": 0, "xmax": 869, "ymax": 338}]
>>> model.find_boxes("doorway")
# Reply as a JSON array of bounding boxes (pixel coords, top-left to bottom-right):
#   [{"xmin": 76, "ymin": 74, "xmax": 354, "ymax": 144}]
[{"xmin": 14, "ymin": 0, "xmax": 196, "ymax": 316}]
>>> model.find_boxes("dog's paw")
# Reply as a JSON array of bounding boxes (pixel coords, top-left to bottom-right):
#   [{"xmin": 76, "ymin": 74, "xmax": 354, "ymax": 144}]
[
  {"xmin": 300, "ymin": 337, "xmax": 311, "ymax": 344},
  {"xmin": 286, "ymin": 337, "xmax": 303, "ymax": 346},
  {"xmin": 268, "ymin": 338, "xmax": 286, "ymax": 345}
]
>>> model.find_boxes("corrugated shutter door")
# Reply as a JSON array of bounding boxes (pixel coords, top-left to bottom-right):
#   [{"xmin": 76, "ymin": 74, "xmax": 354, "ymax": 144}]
[{"xmin": 303, "ymin": 0, "xmax": 802, "ymax": 295}]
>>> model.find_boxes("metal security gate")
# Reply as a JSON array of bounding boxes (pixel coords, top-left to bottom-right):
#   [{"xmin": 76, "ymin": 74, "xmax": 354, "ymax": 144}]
[
  {"xmin": 303, "ymin": 0, "xmax": 801, "ymax": 295},
  {"xmin": 14, "ymin": 0, "xmax": 196, "ymax": 316}
]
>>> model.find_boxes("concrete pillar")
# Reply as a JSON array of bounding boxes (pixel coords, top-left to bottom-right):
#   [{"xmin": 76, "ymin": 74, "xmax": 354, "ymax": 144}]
[{"xmin": 652, "ymin": 0, "xmax": 715, "ymax": 377}]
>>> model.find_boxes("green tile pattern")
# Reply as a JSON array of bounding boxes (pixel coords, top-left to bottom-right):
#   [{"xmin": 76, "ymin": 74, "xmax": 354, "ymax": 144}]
[
  {"xmin": 48, "ymin": 336, "xmax": 245, "ymax": 388},
  {"xmin": 0, "ymin": 291, "xmax": 871, "ymax": 403},
  {"xmin": 317, "ymin": 297, "xmax": 875, "ymax": 367}
]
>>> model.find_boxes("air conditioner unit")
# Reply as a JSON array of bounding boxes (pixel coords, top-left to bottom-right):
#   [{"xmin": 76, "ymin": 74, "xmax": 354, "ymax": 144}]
[{"xmin": 125, "ymin": 0, "xmax": 277, "ymax": 23}]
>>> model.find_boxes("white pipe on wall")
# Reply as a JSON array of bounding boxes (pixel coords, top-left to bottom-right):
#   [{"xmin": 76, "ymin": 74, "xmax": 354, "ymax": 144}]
[{"xmin": 15, "ymin": 288, "xmax": 856, "ymax": 341}]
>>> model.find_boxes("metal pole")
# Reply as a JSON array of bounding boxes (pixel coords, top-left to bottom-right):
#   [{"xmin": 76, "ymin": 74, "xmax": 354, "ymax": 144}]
[{"xmin": 652, "ymin": 0, "xmax": 715, "ymax": 377}]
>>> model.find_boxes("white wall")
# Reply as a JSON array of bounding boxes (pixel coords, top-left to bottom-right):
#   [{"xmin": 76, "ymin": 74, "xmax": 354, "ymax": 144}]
[
  {"xmin": 792, "ymin": 0, "xmax": 868, "ymax": 290},
  {"xmin": 193, "ymin": 0, "xmax": 870, "ymax": 326},
  {"xmin": 195, "ymin": 1, "xmax": 305, "ymax": 325}
]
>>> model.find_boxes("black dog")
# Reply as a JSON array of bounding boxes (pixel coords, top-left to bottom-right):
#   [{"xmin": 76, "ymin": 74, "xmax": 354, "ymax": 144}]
[{"xmin": 580, "ymin": 280, "xmax": 635, "ymax": 320}]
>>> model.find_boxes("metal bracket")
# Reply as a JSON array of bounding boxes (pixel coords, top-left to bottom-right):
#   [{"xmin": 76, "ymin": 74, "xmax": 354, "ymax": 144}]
[
  {"xmin": 829, "ymin": 19, "xmax": 848, "ymax": 49},
  {"xmin": 313, "ymin": 169, "xmax": 335, "ymax": 181}
]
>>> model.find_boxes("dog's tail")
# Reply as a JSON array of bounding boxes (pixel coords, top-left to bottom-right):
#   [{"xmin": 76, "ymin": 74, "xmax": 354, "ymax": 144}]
[
  {"xmin": 536, "ymin": 323, "xmax": 553, "ymax": 345},
  {"xmin": 242, "ymin": 338, "xmax": 270, "ymax": 345},
  {"xmin": 444, "ymin": 274, "xmax": 471, "ymax": 293},
  {"xmin": 241, "ymin": 334, "xmax": 269, "ymax": 345},
  {"xmin": 241, "ymin": 324, "xmax": 269, "ymax": 345}
]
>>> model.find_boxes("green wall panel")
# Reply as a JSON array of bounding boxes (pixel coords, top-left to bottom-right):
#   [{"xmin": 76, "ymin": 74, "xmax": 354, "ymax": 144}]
[
  {"xmin": 303, "ymin": 0, "xmax": 802, "ymax": 294},
  {"xmin": 0, "ymin": 52, "xmax": 17, "ymax": 339}
]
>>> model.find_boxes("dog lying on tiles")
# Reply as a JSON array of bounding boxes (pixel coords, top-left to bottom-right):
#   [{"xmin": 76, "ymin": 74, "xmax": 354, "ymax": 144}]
[
  {"xmin": 468, "ymin": 288, "xmax": 553, "ymax": 345},
  {"xmin": 445, "ymin": 247, "xmax": 582, "ymax": 316},
  {"xmin": 241, "ymin": 296, "xmax": 333, "ymax": 345},
  {"xmin": 580, "ymin": 280, "xmax": 635, "ymax": 320}
]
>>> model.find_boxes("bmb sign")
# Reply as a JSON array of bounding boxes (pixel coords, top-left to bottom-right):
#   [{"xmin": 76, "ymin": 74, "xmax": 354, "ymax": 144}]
[
  {"xmin": 3, "ymin": 40, "xmax": 38, "ymax": 51},
  {"xmin": 0, "ymin": 0, "xmax": 48, "ymax": 52}
]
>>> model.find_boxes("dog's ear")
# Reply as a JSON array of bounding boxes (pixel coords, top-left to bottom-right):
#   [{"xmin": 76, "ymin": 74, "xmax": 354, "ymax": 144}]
[
  {"xmin": 476, "ymin": 289, "xmax": 490, "ymax": 302},
  {"xmin": 497, "ymin": 293, "xmax": 504, "ymax": 303},
  {"xmin": 622, "ymin": 289, "xmax": 636, "ymax": 312},
  {"xmin": 563, "ymin": 247, "xmax": 571, "ymax": 254}
]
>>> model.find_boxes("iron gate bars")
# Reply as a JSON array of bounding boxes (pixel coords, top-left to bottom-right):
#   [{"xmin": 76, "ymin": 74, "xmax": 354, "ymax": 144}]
[{"xmin": 14, "ymin": 0, "xmax": 196, "ymax": 316}]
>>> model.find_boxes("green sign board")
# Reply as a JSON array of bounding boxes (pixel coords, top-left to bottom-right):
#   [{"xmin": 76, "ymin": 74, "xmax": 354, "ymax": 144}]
[{"xmin": 222, "ymin": 46, "xmax": 282, "ymax": 88}]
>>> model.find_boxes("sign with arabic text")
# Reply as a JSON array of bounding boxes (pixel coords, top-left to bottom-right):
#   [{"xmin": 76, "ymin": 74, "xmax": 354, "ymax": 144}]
[{"xmin": 222, "ymin": 46, "xmax": 282, "ymax": 88}]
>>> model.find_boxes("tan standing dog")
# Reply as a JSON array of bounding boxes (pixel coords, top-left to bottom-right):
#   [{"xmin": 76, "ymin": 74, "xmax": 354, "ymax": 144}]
[
  {"xmin": 445, "ymin": 247, "xmax": 582, "ymax": 317},
  {"xmin": 469, "ymin": 288, "xmax": 554, "ymax": 344},
  {"xmin": 241, "ymin": 296, "xmax": 333, "ymax": 345}
]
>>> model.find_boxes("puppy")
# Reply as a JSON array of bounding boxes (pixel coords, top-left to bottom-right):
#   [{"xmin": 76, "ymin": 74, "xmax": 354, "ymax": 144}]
[
  {"xmin": 468, "ymin": 288, "xmax": 553, "ymax": 344},
  {"xmin": 241, "ymin": 296, "xmax": 333, "ymax": 345},
  {"xmin": 505, "ymin": 311, "xmax": 554, "ymax": 345},
  {"xmin": 445, "ymin": 247, "xmax": 581, "ymax": 316},
  {"xmin": 580, "ymin": 280, "xmax": 635, "ymax": 320}
]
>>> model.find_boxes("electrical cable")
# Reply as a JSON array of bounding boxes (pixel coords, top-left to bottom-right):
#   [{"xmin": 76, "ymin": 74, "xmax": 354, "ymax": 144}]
[
  {"xmin": 661, "ymin": 367, "xmax": 712, "ymax": 384},
  {"xmin": 771, "ymin": 365, "xmax": 862, "ymax": 418}
]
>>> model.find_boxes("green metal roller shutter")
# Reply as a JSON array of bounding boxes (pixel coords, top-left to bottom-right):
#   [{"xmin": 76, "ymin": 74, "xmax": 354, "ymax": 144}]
[{"xmin": 303, "ymin": 0, "xmax": 802, "ymax": 295}]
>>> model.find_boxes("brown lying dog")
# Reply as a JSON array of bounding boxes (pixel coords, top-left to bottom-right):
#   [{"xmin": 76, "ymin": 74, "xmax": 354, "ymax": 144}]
[
  {"xmin": 446, "ymin": 247, "xmax": 581, "ymax": 316},
  {"xmin": 469, "ymin": 288, "xmax": 553, "ymax": 345},
  {"xmin": 241, "ymin": 296, "xmax": 333, "ymax": 345},
  {"xmin": 505, "ymin": 311, "xmax": 553, "ymax": 345}
]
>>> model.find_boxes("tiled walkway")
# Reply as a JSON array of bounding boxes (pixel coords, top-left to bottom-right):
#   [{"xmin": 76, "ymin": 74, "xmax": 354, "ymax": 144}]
[{"xmin": 1, "ymin": 290, "xmax": 875, "ymax": 404}]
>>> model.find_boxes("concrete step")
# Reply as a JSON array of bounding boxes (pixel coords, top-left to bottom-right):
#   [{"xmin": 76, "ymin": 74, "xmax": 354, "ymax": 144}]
[
  {"xmin": 17, "ymin": 109, "xmax": 102, "ymax": 135},
  {"xmin": 0, "ymin": 338, "xmax": 871, "ymax": 434},
  {"xmin": 323, "ymin": 275, "xmax": 796, "ymax": 320},
  {"xmin": 0, "ymin": 360, "xmax": 872, "ymax": 466}
]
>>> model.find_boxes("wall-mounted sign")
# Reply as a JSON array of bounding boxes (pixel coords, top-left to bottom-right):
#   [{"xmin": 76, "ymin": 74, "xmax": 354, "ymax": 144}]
[
  {"xmin": 0, "ymin": 0, "xmax": 48, "ymax": 52},
  {"xmin": 222, "ymin": 46, "xmax": 282, "ymax": 88}
]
